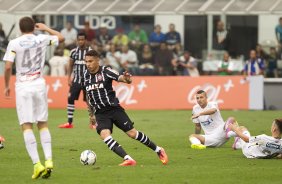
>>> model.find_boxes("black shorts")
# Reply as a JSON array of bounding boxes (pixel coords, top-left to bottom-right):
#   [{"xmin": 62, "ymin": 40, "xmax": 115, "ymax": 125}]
[
  {"xmin": 95, "ymin": 106, "xmax": 134, "ymax": 135},
  {"xmin": 69, "ymin": 82, "xmax": 86, "ymax": 101}
]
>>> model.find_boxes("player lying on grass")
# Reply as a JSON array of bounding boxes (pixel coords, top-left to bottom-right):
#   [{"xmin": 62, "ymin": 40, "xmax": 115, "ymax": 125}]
[
  {"xmin": 228, "ymin": 118, "xmax": 282, "ymax": 159},
  {"xmin": 82, "ymin": 49, "xmax": 168, "ymax": 166},
  {"xmin": 189, "ymin": 90, "xmax": 238, "ymax": 149},
  {"xmin": 0, "ymin": 135, "xmax": 5, "ymax": 149}
]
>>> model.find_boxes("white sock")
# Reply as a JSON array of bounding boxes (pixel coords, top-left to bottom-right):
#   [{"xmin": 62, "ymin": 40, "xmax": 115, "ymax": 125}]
[
  {"xmin": 23, "ymin": 129, "xmax": 40, "ymax": 164},
  {"xmin": 154, "ymin": 146, "xmax": 161, "ymax": 153},
  {"xmin": 227, "ymin": 131, "xmax": 237, "ymax": 138},
  {"xmin": 243, "ymin": 130, "xmax": 251, "ymax": 138},
  {"xmin": 124, "ymin": 155, "xmax": 134, "ymax": 160},
  {"xmin": 40, "ymin": 128, "xmax": 52, "ymax": 160},
  {"xmin": 189, "ymin": 136, "xmax": 201, "ymax": 145}
]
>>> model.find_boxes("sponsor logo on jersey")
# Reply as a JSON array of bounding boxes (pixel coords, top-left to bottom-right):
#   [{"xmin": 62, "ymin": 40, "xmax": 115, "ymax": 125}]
[
  {"xmin": 201, "ymin": 119, "xmax": 213, "ymax": 126},
  {"xmin": 266, "ymin": 142, "xmax": 281, "ymax": 150},
  {"xmin": 86, "ymin": 83, "xmax": 104, "ymax": 91},
  {"xmin": 75, "ymin": 60, "xmax": 86, "ymax": 64}
]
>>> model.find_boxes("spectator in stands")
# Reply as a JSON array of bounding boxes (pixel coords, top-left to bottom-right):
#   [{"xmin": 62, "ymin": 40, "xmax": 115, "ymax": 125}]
[
  {"xmin": 155, "ymin": 42, "xmax": 174, "ymax": 76},
  {"xmin": 128, "ymin": 24, "xmax": 148, "ymax": 53},
  {"xmin": 243, "ymin": 50, "xmax": 264, "ymax": 77},
  {"xmin": 172, "ymin": 51, "xmax": 199, "ymax": 76},
  {"xmin": 266, "ymin": 47, "xmax": 278, "ymax": 78},
  {"xmin": 149, "ymin": 24, "xmax": 166, "ymax": 51},
  {"xmin": 112, "ymin": 28, "xmax": 129, "ymax": 51},
  {"xmin": 0, "ymin": 22, "xmax": 6, "ymax": 48},
  {"xmin": 49, "ymin": 48, "xmax": 68, "ymax": 76},
  {"xmin": 213, "ymin": 21, "xmax": 230, "ymax": 51},
  {"xmin": 217, "ymin": 52, "xmax": 232, "ymax": 75},
  {"xmin": 96, "ymin": 23, "xmax": 112, "ymax": 51},
  {"xmin": 81, "ymin": 21, "xmax": 95, "ymax": 43},
  {"xmin": 60, "ymin": 21, "xmax": 77, "ymax": 49},
  {"xmin": 275, "ymin": 17, "xmax": 282, "ymax": 50},
  {"xmin": 138, "ymin": 44, "xmax": 156, "ymax": 76},
  {"xmin": 120, "ymin": 45, "xmax": 138, "ymax": 75},
  {"xmin": 104, "ymin": 44, "xmax": 121, "ymax": 71},
  {"xmin": 165, "ymin": 23, "xmax": 181, "ymax": 50}
]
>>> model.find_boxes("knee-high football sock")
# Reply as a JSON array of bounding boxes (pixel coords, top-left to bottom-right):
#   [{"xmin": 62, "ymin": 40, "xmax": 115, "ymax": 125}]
[
  {"xmin": 67, "ymin": 103, "xmax": 75, "ymax": 123},
  {"xmin": 104, "ymin": 136, "xmax": 128, "ymax": 159},
  {"xmin": 23, "ymin": 129, "xmax": 40, "ymax": 164},
  {"xmin": 40, "ymin": 128, "xmax": 52, "ymax": 161},
  {"xmin": 135, "ymin": 131, "xmax": 161, "ymax": 153}
]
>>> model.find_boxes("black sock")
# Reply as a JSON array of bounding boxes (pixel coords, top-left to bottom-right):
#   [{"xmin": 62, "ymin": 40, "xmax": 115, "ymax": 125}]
[
  {"xmin": 67, "ymin": 103, "xmax": 75, "ymax": 123},
  {"xmin": 104, "ymin": 136, "xmax": 127, "ymax": 159},
  {"xmin": 135, "ymin": 131, "xmax": 157, "ymax": 151}
]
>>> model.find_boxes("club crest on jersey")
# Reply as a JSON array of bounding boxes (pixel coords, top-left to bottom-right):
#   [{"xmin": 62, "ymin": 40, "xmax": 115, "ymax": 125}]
[
  {"xmin": 97, "ymin": 74, "xmax": 103, "ymax": 81},
  {"xmin": 86, "ymin": 83, "xmax": 104, "ymax": 91}
]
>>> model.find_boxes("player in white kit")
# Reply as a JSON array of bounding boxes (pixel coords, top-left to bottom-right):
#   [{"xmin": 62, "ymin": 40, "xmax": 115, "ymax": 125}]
[
  {"xmin": 4, "ymin": 17, "xmax": 64, "ymax": 179},
  {"xmin": 229, "ymin": 119, "xmax": 282, "ymax": 159},
  {"xmin": 189, "ymin": 90, "xmax": 237, "ymax": 149}
]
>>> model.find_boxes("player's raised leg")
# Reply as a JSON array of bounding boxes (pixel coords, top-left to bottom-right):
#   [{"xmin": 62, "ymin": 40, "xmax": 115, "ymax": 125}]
[
  {"xmin": 232, "ymin": 126, "xmax": 251, "ymax": 150},
  {"xmin": 189, "ymin": 134, "xmax": 206, "ymax": 149},
  {"xmin": 100, "ymin": 129, "xmax": 136, "ymax": 166},
  {"xmin": 126, "ymin": 128, "xmax": 168, "ymax": 165},
  {"xmin": 225, "ymin": 117, "xmax": 239, "ymax": 139}
]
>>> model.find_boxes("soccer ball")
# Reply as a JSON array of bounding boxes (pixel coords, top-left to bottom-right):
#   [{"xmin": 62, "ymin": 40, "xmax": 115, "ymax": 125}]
[{"xmin": 80, "ymin": 150, "xmax": 97, "ymax": 165}]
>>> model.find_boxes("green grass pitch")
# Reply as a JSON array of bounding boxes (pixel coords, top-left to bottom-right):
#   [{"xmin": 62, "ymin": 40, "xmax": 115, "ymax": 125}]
[{"xmin": 0, "ymin": 108, "xmax": 281, "ymax": 184}]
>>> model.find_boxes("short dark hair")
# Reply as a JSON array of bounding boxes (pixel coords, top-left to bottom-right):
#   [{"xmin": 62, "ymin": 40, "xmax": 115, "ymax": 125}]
[
  {"xmin": 274, "ymin": 119, "xmax": 282, "ymax": 133},
  {"xmin": 77, "ymin": 32, "xmax": 87, "ymax": 39},
  {"xmin": 85, "ymin": 50, "xmax": 100, "ymax": 58},
  {"xmin": 19, "ymin": 17, "xmax": 35, "ymax": 33},
  {"xmin": 196, "ymin": 90, "xmax": 206, "ymax": 95}
]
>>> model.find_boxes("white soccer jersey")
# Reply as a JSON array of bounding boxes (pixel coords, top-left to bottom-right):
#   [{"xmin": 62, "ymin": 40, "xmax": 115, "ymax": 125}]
[
  {"xmin": 192, "ymin": 102, "xmax": 225, "ymax": 135},
  {"xmin": 4, "ymin": 34, "xmax": 59, "ymax": 83},
  {"xmin": 242, "ymin": 134, "xmax": 282, "ymax": 159}
]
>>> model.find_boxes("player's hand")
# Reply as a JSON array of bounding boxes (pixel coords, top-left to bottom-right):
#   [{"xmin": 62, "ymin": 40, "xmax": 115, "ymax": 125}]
[
  {"xmin": 191, "ymin": 114, "xmax": 200, "ymax": 119},
  {"xmin": 4, "ymin": 87, "xmax": 10, "ymax": 98},
  {"xmin": 123, "ymin": 71, "xmax": 132, "ymax": 83},
  {"xmin": 68, "ymin": 77, "xmax": 73, "ymax": 87},
  {"xmin": 35, "ymin": 23, "xmax": 49, "ymax": 31}
]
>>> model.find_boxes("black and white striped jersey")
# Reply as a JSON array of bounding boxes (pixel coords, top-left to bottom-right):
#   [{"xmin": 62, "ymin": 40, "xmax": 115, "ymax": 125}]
[
  {"xmin": 70, "ymin": 46, "xmax": 92, "ymax": 84},
  {"xmin": 82, "ymin": 66, "xmax": 121, "ymax": 112}
]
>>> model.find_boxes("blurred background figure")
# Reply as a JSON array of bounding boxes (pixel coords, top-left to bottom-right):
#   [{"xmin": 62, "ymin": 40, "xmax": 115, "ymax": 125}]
[
  {"xmin": 120, "ymin": 45, "xmax": 138, "ymax": 75},
  {"xmin": 217, "ymin": 52, "xmax": 232, "ymax": 76},
  {"xmin": 172, "ymin": 51, "xmax": 199, "ymax": 76},
  {"xmin": 213, "ymin": 20, "xmax": 230, "ymax": 53},
  {"xmin": 165, "ymin": 23, "xmax": 181, "ymax": 51},
  {"xmin": 104, "ymin": 44, "xmax": 121, "ymax": 71},
  {"xmin": 49, "ymin": 48, "xmax": 68, "ymax": 76},
  {"xmin": 149, "ymin": 24, "xmax": 166, "ymax": 52},
  {"xmin": 128, "ymin": 24, "xmax": 148, "ymax": 53},
  {"xmin": 60, "ymin": 21, "xmax": 77, "ymax": 50},
  {"xmin": 243, "ymin": 50, "xmax": 264, "ymax": 77},
  {"xmin": 265, "ymin": 47, "xmax": 278, "ymax": 78},
  {"xmin": 81, "ymin": 21, "xmax": 95, "ymax": 43},
  {"xmin": 275, "ymin": 17, "xmax": 282, "ymax": 53},
  {"xmin": 112, "ymin": 28, "xmax": 129, "ymax": 51},
  {"xmin": 96, "ymin": 23, "xmax": 112, "ymax": 52},
  {"xmin": 155, "ymin": 42, "xmax": 174, "ymax": 76},
  {"xmin": 138, "ymin": 44, "xmax": 156, "ymax": 76}
]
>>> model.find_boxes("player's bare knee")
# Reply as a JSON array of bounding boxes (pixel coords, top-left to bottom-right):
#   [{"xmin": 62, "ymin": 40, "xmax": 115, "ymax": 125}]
[
  {"xmin": 126, "ymin": 129, "xmax": 137, "ymax": 138},
  {"xmin": 100, "ymin": 129, "xmax": 111, "ymax": 140},
  {"xmin": 239, "ymin": 126, "xmax": 247, "ymax": 131}
]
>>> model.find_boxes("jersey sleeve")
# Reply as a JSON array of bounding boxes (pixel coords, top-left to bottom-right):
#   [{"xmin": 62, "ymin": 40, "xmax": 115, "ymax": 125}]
[
  {"xmin": 3, "ymin": 40, "xmax": 16, "ymax": 62},
  {"xmin": 105, "ymin": 67, "xmax": 121, "ymax": 81}
]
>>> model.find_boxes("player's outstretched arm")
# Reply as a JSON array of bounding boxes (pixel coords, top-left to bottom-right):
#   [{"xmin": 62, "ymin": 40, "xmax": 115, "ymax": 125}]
[
  {"xmin": 35, "ymin": 23, "xmax": 64, "ymax": 42},
  {"xmin": 118, "ymin": 71, "xmax": 132, "ymax": 84},
  {"xmin": 191, "ymin": 108, "xmax": 217, "ymax": 119}
]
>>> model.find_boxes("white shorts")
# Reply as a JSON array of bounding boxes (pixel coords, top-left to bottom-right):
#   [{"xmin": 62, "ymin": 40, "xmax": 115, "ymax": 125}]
[
  {"xmin": 15, "ymin": 78, "xmax": 48, "ymax": 125},
  {"xmin": 203, "ymin": 124, "xmax": 227, "ymax": 147}
]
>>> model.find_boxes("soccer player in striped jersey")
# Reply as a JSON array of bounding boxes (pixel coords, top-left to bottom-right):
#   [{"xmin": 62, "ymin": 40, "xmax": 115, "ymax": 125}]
[
  {"xmin": 4, "ymin": 17, "xmax": 64, "ymax": 179},
  {"xmin": 229, "ymin": 118, "xmax": 282, "ymax": 159},
  {"xmin": 189, "ymin": 90, "xmax": 237, "ymax": 149},
  {"xmin": 82, "ymin": 50, "xmax": 168, "ymax": 166},
  {"xmin": 58, "ymin": 32, "xmax": 92, "ymax": 128}
]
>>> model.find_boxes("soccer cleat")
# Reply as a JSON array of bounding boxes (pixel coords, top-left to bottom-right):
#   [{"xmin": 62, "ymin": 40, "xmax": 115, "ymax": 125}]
[
  {"xmin": 42, "ymin": 159, "xmax": 53, "ymax": 179},
  {"xmin": 0, "ymin": 136, "xmax": 4, "ymax": 149},
  {"xmin": 232, "ymin": 137, "xmax": 240, "ymax": 150},
  {"xmin": 119, "ymin": 159, "xmax": 137, "ymax": 166},
  {"xmin": 191, "ymin": 144, "xmax": 206, "ymax": 150},
  {"xmin": 32, "ymin": 162, "xmax": 45, "ymax": 179},
  {"xmin": 58, "ymin": 123, "xmax": 74, "ymax": 128},
  {"xmin": 158, "ymin": 147, "xmax": 169, "ymax": 165},
  {"xmin": 224, "ymin": 120, "xmax": 238, "ymax": 139}
]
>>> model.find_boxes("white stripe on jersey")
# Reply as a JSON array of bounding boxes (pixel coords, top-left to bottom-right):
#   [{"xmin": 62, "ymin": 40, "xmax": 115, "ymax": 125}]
[
  {"xmin": 95, "ymin": 74, "xmax": 106, "ymax": 107},
  {"xmin": 101, "ymin": 67, "xmax": 111, "ymax": 106},
  {"xmin": 89, "ymin": 74, "xmax": 100, "ymax": 109}
]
